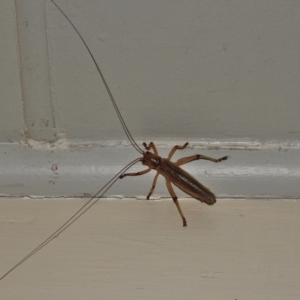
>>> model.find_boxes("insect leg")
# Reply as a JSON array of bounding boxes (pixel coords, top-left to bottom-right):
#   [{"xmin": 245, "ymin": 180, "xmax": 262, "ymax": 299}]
[
  {"xmin": 167, "ymin": 142, "xmax": 189, "ymax": 160},
  {"xmin": 165, "ymin": 179, "xmax": 187, "ymax": 227},
  {"xmin": 146, "ymin": 172, "xmax": 160, "ymax": 199},
  {"xmin": 119, "ymin": 167, "xmax": 151, "ymax": 179},
  {"xmin": 143, "ymin": 142, "xmax": 158, "ymax": 155},
  {"xmin": 175, "ymin": 154, "xmax": 228, "ymax": 167}
]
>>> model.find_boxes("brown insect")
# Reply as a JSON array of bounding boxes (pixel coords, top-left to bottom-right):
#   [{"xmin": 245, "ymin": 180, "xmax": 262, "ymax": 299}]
[
  {"xmin": 121, "ymin": 142, "xmax": 227, "ymax": 226},
  {"xmin": 0, "ymin": 1, "xmax": 227, "ymax": 281},
  {"xmin": 50, "ymin": 0, "xmax": 228, "ymax": 226}
]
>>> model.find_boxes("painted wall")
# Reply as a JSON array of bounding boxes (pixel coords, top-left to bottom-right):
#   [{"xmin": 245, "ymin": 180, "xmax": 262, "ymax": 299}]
[{"xmin": 1, "ymin": 0, "xmax": 300, "ymax": 197}]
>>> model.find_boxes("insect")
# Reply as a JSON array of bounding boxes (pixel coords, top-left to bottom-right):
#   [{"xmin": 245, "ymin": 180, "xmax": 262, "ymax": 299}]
[{"xmin": 0, "ymin": 0, "xmax": 227, "ymax": 281}]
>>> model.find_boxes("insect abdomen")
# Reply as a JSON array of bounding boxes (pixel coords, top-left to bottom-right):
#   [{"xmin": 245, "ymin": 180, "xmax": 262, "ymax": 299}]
[{"xmin": 158, "ymin": 159, "xmax": 216, "ymax": 205}]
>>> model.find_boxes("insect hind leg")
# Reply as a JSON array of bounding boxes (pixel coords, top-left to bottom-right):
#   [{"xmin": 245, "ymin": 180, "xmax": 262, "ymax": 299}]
[
  {"xmin": 166, "ymin": 179, "xmax": 187, "ymax": 227},
  {"xmin": 175, "ymin": 154, "xmax": 228, "ymax": 167}
]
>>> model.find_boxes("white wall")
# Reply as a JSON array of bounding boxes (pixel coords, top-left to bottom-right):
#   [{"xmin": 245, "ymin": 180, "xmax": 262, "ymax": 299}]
[
  {"xmin": 1, "ymin": 0, "xmax": 300, "ymax": 197},
  {"xmin": 0, "ymin": 0, "xmax": 24, "ymax": 142},
  {"xmin": 48, "ymin": 0, "xmax": 300, "ymax": 143}
]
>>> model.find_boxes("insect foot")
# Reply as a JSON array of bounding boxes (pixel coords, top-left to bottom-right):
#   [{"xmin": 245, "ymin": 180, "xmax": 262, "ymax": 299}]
[{"xmin": 218, "ymin": 156, "xmax": 229, "ymax": 162}]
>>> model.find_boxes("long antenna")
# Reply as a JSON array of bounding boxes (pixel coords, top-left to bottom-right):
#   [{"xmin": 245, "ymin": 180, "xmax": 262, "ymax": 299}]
[
  {"xmin": 51, "ymin": 0, "xmax": 144, "ymax": 154},
  {"xmin": 0, "ymin": 158, "xmax": 141, "ymax": 281}
]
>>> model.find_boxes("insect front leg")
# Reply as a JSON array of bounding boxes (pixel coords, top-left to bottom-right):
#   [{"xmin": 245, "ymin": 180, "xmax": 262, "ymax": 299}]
[
  {"xmin": 165, "ymin": 179, "xmax": 187, "ymax": 227},
  {"xmin": 143, "ymin": 142, "xmax": 158, "ymax": 155},
  {"xmin": 175, "ymin": 154, "xmax": 228, "ymax": 167},
  {"xmin": 167, "ymin": 142, "xmax": 189, "ymax": 160},
  {"xmin": 119, "ymin": 167, "xmax": 151, "ymax": 179},
  {"xmin": 120, "ymin": 168, "xmax": 160, "ymax": 200}
]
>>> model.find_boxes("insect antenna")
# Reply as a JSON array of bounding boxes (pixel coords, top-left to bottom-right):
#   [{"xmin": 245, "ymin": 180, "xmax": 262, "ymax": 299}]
[
  {"xmin": 51, "ymin": 0, "xmax": 144, "ymax": 154},
  {"xmin": 0, "ymin": 158, "xmax": 141, "ymax": 281}
]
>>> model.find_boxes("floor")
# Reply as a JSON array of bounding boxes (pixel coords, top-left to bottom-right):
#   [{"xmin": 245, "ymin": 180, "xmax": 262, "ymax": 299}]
[{"xmin": 1, "ymin": 198, "xmax": 300, "ymax": 299}]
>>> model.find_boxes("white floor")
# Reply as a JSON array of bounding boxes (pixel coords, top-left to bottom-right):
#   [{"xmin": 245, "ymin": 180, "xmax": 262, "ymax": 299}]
[{"xmin": 1, "ymin": 198, "xmax": 300, "ymax": 299}]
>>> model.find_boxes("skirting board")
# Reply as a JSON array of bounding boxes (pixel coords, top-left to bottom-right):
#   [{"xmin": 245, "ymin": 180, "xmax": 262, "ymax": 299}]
[{"xmin": 0, "ymin": 139, "xmax": 299, "ymax": 198}]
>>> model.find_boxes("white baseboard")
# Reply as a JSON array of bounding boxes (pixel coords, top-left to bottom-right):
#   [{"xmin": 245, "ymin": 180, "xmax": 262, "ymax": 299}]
[{"xmin": 0, "ymin": 139, "xmax": 299, "ymax": 198}]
